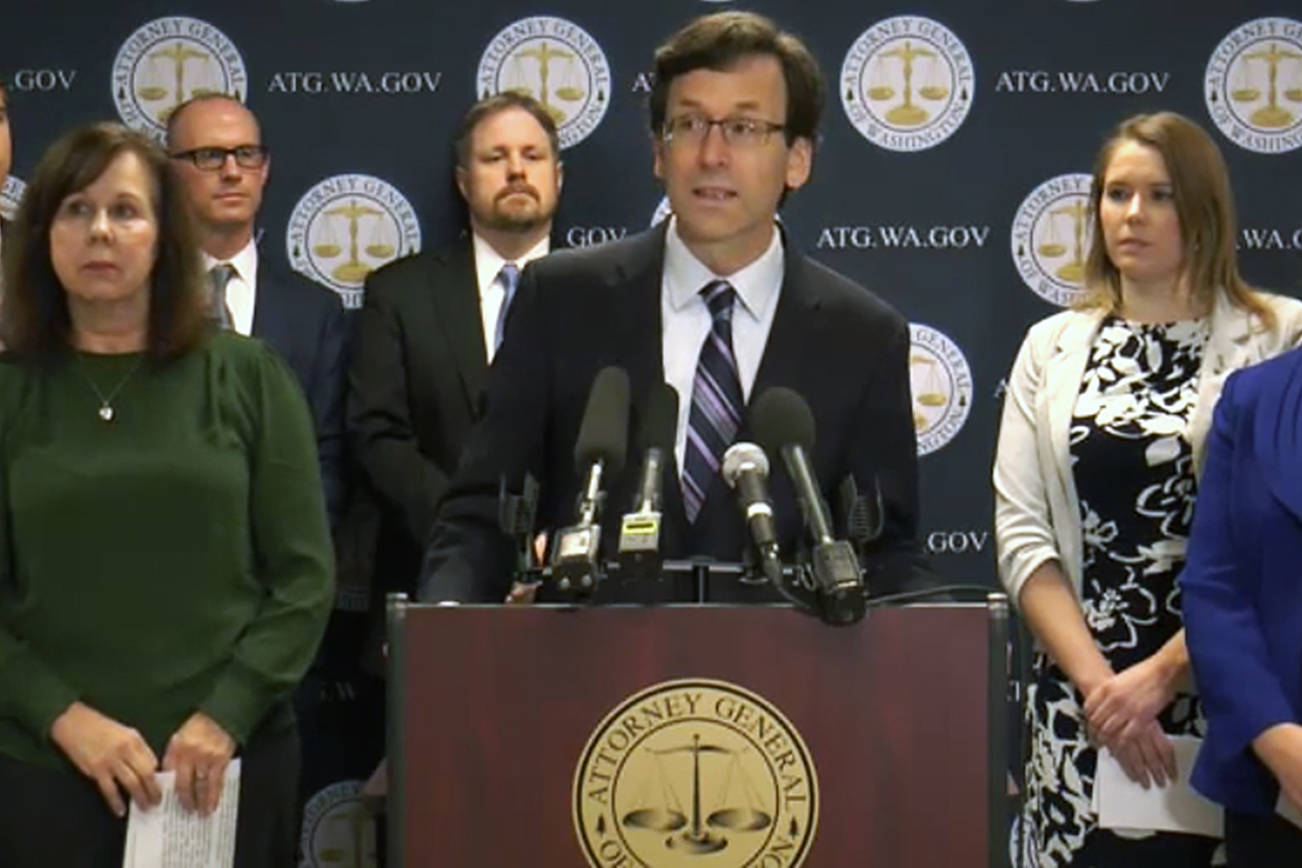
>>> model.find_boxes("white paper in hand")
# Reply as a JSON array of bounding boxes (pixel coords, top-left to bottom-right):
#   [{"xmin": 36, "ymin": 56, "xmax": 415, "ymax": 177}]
[
  {"xmin": 1093, "ymin": 736, "xmax": 1222, "ymax": 837},
  {"xmin": 122, "ymin": 759, "xmax": 240, "ymax": 868}
]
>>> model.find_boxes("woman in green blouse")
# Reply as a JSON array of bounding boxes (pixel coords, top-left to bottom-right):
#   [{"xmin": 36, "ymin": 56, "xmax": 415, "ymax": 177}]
[{"xmin": 0, "ymin": 122, "xmax": 333, "ymax": 866}]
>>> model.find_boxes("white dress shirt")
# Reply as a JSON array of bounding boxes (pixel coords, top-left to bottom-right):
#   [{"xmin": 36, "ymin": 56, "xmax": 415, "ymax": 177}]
[
  {"xmin": 471, "ymin": 233, "xmax": 550, "ymax": 363},
  {"xmin": 200, "ymin": 238, "xmax": 259, "ymax": 336},
  {"xmin": 660, "ymin": 217, "xmax": 783, "ymax": 476}
]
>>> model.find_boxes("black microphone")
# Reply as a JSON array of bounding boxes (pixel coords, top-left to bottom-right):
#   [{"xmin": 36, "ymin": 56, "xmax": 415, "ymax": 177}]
[
  {"xmin": 618, "ymin": 382, "xmax": 679, "ymax": 582},
  {"xmin": 752, "ymin": 387, "xmax": 865, "ymax": 625},
  {"xmin": 551, "ymin": 366, "xmax": 630, "ymax": 594},
  {"xmin": 722, "ymin": 442, "xmax": 782, "ymax": 585}
]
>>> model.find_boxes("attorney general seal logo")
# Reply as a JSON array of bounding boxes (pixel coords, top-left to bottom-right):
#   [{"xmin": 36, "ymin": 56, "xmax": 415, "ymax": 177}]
[
  {"xmin": 574, "ymin": 679, "xmax": 818, "ymax": 867},
  {"xmin": 909, "ymin": 324, "xmax": 973, "ymax": 457},
  {"xmin": 1205, "ymin": 17, "xmax": 1302, "ymax": 154},
  {"xmin": 286, "ymin": 174, "xmax": 421, "ymax": 309},
  {"xmin": 298, "ymin": 781, "xmax": 378, "ymax": 868},
  {"xmin": 841, "ymin": 15, "xmax": 974, "ymax": 152},
  {"xmin": 112, "ymin": 16, "xmax": 248, "ymax": 138},
  {"xmin": 477, "ymin": 16, "xmax": 611, "ymax": 149},
  {"xmin": 1011, "ymin": 173, "xmax": 1094, "ymax": 306}
]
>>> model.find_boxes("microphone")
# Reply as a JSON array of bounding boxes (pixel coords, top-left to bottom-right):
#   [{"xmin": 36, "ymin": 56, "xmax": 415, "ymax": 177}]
[
  {"xmin": 551, "ymin": 366, "xmax": 630, "ymax": 594},
  {"xmin": 721, "ymin": 442, "xmax": 782, "ymax": 585},
  {"xmin": 752, "ymin": 387, "xmax": 866, "ymax": 625},
  {"xmin": 618, "ymin": 382, "xmax": 679, "ymax": 583}
]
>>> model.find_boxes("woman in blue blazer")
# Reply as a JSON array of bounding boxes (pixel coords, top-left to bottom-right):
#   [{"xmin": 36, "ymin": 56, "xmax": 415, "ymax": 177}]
[{"xmin": 1183, "ymin": 348, "xmax": 1302, "ymax": 865}]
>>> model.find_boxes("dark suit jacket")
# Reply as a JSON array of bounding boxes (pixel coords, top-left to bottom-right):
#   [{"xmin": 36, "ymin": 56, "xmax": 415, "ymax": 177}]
[
  {"xmin": 253, "ymin": 260, "xmax": 349, "ymax": 526},
  {"xmin": 1183, "ymin": 348, "xmax": 1302, "ymax": 814},
  {"xmin": 347, "ymin": 239, "xmax": 487, "ymax": 590},
  {"xmin": 421, "ymin": 224, "xmax": 928, "ymax": 604}
]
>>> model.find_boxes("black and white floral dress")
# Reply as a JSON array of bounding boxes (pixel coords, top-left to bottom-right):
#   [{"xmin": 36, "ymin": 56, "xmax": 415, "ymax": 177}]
[{"xmin": 1020, "ymin": 316, "xmax": 1212, "ymax": 866}]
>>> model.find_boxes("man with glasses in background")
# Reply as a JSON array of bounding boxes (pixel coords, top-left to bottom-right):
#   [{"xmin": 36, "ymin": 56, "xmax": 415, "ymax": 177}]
[
  {"xmin": 167, "ymin": 95, "xmax": 348, "ymax": 527},
  {"xmin": 421, "ymin": 11, "xmax": 929, "ymax": 604}
]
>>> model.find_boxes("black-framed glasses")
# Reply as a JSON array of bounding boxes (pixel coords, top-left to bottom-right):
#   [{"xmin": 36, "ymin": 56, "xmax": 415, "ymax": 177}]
[
  {"xmin": 662, "ymin": 115, "xmax": 786, "ymax": 148},
  {"xmin": 169, "ymin": 145, "xmax": 269, "ymax": 171}
]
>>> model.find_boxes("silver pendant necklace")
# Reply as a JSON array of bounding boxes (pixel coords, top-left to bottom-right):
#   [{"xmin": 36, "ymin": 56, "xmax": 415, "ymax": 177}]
[{"xmin": 76, "ymin": 355, "xmax": 144, "ymax": 423}]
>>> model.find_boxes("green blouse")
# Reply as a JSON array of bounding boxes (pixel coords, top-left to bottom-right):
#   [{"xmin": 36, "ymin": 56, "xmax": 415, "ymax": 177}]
[{"xmin": 0, "ymin": 332, "xmax": 333, "ymax": 769}]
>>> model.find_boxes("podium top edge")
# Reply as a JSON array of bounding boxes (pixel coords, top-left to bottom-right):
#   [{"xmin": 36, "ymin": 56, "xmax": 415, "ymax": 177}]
[{"xmin": 391, "ymin": 600, "xmax": 1001, "ymax": 612}]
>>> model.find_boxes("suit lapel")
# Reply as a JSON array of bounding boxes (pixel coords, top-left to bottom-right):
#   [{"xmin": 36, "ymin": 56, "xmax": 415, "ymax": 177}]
[
  {"xmin": 607, "ymin": 226, "xmax": 689, "ymax": 539},
  {"xmin": 614, "ymin": 225, "xmax": 669, "ymax": 410},
  {"xmin": 751, "ymin": 251, "xmax": 817, "ymax": 407},
  {"xmin": 426, "ymin": 241, "xmax": 488, "ymax": 413}
]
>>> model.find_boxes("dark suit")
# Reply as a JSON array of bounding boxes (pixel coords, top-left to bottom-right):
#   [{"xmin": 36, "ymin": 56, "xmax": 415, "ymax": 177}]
[
  {"xmin": 1183, "ymin": 347, "xmax": 1302, "ymax": 815},
  {"xmin": 347, "ymin": 239, "xmax": 487, "ymax": 591},
  {"xmin": 421, "ymin": 224, "xmax": 927, "ymax": 604},
  {"xmin": 252, "ymin": 260, "xmax": 349, "ymax": 526}
]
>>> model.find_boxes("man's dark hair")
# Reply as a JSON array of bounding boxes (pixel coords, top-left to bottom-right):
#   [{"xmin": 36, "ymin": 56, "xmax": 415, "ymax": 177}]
[
  {"xmin": 454, "ymin": 91, "xmax": 561, "ymax": 167},
  {"xmin": 648, "ymin": 11, "xmax": 825, "ymax": 145},
  {"xmin": 1, "ymin": 122, "xmax": 206, "ymax": 363}
]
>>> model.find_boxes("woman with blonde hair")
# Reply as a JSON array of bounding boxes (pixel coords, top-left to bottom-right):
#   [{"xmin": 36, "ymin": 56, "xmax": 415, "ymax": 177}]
[{"xmin": 994, "ymin": 111, "xmax": 1302, "ymax": 865}]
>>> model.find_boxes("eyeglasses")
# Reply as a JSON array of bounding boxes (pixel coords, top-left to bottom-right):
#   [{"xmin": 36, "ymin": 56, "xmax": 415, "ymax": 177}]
[
  {"xmin": 169, "ymin": 145, "xmax": 269, "ymax": 171},
  {"xmin": 662, "ymin": 115, "xmax": 786, "ymax": 148}
]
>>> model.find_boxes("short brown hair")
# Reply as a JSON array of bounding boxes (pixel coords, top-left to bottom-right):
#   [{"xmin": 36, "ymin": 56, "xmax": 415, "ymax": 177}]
[
  {"xmin": 1078, "ymin": 111, "xmax": 1273, "ymax": 328},
  {"xmin": 648, "ymin": 11, "xmax": 825, "ymax": 146},
  {"xmin": 455, "ymin": 91, "xmax": 560, "ymax": 166},
  {"xmin": 1, "ymin": 122, "xmax": 206, "ymax": 362}
]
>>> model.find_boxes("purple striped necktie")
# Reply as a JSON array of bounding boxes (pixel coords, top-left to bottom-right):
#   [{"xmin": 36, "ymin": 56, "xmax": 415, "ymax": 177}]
[{"xmin": 682, "ymin": 280, "xmax": 744, "ymax": 523}]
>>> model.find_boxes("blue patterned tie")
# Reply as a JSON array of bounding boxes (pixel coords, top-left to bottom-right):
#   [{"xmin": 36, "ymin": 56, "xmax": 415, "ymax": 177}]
[
  {"xmin": 494, "ymin": 262, "xmax": 521, "ymax": 353},
  {"xmin": 683, "ymin": 280, "xmax": 744, "ymax": 523}
]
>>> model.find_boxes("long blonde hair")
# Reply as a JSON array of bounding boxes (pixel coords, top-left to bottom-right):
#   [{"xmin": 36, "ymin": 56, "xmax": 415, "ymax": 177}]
[{"xmin": 1074, "ymin": 111, "xmax": 1273, "ymax": 329}]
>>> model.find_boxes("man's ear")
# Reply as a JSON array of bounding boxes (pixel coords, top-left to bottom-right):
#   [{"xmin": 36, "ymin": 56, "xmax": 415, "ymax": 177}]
[
  {"xmin": 455, "ymin": 164, "xmax": 468, "ymax": 201},
  {"xmin": 784, "ymin": 137, "xmax": 812, "ymax": 192}
]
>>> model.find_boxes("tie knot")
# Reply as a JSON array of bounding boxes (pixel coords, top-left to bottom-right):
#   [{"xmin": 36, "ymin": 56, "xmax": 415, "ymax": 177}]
[
  {"xmin": 209, "ymin": 263, "xmax": 237, "ymax": 289},
  {"xmin": 498, "ymin": 262, "xmax": 520, "ymax": 296},
  {"xmin": 700, "ymin": 280, "xmax": 736, "ymax": 323}
]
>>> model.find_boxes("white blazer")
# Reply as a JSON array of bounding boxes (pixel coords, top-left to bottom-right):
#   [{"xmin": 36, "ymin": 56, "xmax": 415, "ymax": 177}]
[{"xmin": 994, "ymin": 291, "xmax": 1302, "ymax": 605}]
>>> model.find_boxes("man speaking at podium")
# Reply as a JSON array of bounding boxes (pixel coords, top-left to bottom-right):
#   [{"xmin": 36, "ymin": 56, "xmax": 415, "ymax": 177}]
[{"xmin": 421, "ymin": 11, "xmax": 928, "ymax": 605}]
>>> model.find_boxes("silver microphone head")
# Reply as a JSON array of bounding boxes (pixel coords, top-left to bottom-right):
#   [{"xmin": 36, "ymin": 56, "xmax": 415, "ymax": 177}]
[{"xmin": 722, "ymin": 442, "xmax": 770, "ymax": 488}]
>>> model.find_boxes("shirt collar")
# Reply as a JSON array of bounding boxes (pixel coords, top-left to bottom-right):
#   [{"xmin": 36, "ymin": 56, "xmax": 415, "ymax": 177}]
[
  {"xmin": 472, "ymin": 232, "xmax": 550, "ymax": 298},
  {"xmin": 200, "ymin": 237, "xmax": 259, "ymax": 286},
  {"xmin": 663, "ymin": 216, "xmax": 783, "ymax": 323}
]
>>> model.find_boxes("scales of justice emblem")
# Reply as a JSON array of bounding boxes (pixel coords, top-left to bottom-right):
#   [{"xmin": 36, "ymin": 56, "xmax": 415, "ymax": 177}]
[
  {"xmin": 288, "ymin": 174, "xmax": 419, "ymax": 308},
  {"xmin": 500, "ymin": 39, "xmax": 589, "ymax": 128},
  {"xmin": 573, "ymin": 680, "xmax": 818, "ymax": 867},
  {"xmin": 1218, "ymin": 40, "xmax": 1302, "ymax": 130},
  {"xmin": 908, "ymin": 324, "xmax": 973, "ymax": 457},
  {"xmin": 1031, "ymin": 197, "xmax": 1090, "ymax": 287},
  {"xmin": 309, "ymin": 198, "xmax": 394, "ymax": 286},
  {"xmin": 861, "ymin": 38, "xmax": 952, "ymax": 127},
  {"xmin": 479, "ymin": 17, "xmax": 610, "ymax": 149},
  {"xmin": 114, "ymin": 18, "xmax": 247, "ymax": 136},
  {"xmin": 133, "ymin": 42, "xmax": 225, "ymax": 123},
  {"xmin": 619, "ymin": 732, "xmax": 779, "ymax": 854},
  {"xmin": 1011, "ymin": 174, "xmax": 1094, "ymax": 307}
]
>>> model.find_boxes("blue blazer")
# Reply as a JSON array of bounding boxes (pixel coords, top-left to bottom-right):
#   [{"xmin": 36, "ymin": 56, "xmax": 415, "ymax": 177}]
[{"xmin": 1183, "ymin": 346, "xmax": 1302, "ymax": 814}]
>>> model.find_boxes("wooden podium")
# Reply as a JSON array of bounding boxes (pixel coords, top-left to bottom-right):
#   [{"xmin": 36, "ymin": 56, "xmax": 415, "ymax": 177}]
[{"xmin": 387, "ymin": 597, "xmax": 1009, "ymax": 867}]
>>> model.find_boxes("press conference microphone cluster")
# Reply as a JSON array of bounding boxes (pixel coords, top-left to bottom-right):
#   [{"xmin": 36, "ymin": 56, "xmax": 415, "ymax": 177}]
[
  {"xmin": 753, "ymin": 387, "xmax": 867, "ymax": 626},
  {"xmin": 551, "ymin": 366, "xmax": 630, "ymax": 594},
  {"xmin": 617, "ymin": 382, "xmax": 678, "ymax": 583}
]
